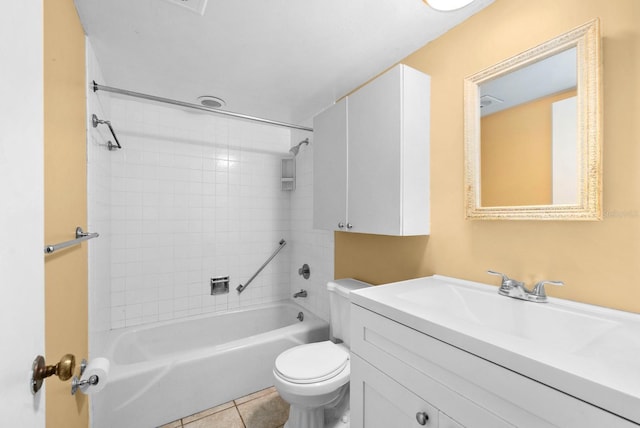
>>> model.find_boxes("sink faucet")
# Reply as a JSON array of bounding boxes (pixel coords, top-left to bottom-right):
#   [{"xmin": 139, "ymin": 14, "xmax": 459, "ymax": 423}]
[{"xmin": 487, "ymin": 270, "xmax": 564, "ymax": 303}]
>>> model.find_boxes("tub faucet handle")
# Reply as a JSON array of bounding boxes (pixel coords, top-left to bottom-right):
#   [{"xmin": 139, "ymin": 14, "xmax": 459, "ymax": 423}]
[{"xmin": 298, "ymin": 264, "xmax": 310, "ymax": 279}]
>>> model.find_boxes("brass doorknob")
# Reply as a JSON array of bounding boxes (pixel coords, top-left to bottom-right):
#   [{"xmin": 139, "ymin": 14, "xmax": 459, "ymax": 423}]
[{"xmin": 31, "ymin": 354, "xmax": 76, "ymax": 394}]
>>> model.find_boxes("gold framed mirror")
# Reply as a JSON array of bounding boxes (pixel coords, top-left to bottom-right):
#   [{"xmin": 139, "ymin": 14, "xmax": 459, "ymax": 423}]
[{"xmin": 464, "ymin": 19, "xmax": 602, "ymax": 220}]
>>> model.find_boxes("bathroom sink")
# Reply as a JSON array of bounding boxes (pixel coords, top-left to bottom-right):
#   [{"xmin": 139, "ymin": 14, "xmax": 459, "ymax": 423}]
[
  {"xmin": 395, "ymin": 282, "xmax": 619, "ymax": 354},
  {"xmin": 350, "ymin": 275, "xmax": 640, "ymax": 424}
]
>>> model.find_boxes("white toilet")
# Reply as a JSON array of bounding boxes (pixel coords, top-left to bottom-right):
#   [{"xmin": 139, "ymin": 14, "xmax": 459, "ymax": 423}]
[{"xmin": 273, "ymin": 279, "xmax": 370, "ymax": 428}]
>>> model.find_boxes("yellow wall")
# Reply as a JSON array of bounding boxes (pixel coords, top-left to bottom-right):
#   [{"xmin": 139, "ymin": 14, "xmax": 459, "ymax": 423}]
[
  {"xmin": 44, "ymin": 0, "xmax": 88, "ymax": 426},
  {"xmin": 481, "ymin": 90, "xmax": 576, "ymax": 206},
  {"xmin": 336, "ymin": 0, "xmax": 640, "ymax": 314}
]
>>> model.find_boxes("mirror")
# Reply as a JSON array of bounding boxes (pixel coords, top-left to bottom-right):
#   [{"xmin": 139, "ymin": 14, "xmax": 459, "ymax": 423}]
[{"xmin": 464, "ymin": 19, "xmax": 602, "ymax": 220}]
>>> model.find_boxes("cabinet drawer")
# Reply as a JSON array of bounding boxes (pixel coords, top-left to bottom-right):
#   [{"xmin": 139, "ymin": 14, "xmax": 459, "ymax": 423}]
[{"xmin": 351, "ymin": 304, "xmax": 637, "ymax": 428}]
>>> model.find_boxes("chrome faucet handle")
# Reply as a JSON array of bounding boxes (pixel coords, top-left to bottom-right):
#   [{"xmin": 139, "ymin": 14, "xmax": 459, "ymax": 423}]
[
  {"xmin": 487, "ymin": 270, "xmax": 509, "ymax": 283},
  {"xmin": 529, "ymin": 280, "xmax": 564, "ymax": 302},
  {"xmin": 487, "ymin": 270, "xmax": 522, "ymax": 288},
  {"xmin": 488, "ymin": 270, "xmax": 526, "ymax": 298}
]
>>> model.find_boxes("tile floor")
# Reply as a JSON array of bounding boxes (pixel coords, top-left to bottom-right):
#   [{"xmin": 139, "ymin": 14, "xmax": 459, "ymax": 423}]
[{"xmin": 158, "ymin": 387, "xmax": 289, "ymax": 428}]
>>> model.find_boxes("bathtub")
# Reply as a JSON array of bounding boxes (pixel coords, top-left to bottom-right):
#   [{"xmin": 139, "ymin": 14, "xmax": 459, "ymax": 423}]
[{"xmin": 91, "ymin": 301, "xmax": 328, "ymax": 428}]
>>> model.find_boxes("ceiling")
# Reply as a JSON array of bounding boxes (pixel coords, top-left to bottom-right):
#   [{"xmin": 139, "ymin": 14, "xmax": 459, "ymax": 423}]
[
  {"xmin": 480, "ymin": 47, "xmax": 577, "ymax": 117},
  {"xmin": 74, "ymin": 0, "xmax": 494, "ymax": 126}
]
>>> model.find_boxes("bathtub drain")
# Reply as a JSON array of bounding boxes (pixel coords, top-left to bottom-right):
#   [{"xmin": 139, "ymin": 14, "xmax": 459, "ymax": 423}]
[{"xmin": 297, "ymin": 312, "xmax": 304, "ymax": 322}]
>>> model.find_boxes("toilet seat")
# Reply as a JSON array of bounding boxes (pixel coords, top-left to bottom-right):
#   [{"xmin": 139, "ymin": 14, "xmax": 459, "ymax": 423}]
[{"xmin": 275, "ymin": 341, "xmax": 349, "ymax": 384}]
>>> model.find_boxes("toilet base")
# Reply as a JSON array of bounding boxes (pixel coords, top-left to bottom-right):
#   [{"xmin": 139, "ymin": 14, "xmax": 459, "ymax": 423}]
[
  {"xmin": 284, "ymin": 406, "xmax": 325, "ymax": 428},
  {"xmin": 283, "ymin": 407, "xmax": 350, "ymax": 428},
  {"xmin": 282, "ymin": 385, "xmax": 350, "ymax": 428},
  {"xmin": 324, "ymin": 396, "xmax": 350, "ymax": 428}
]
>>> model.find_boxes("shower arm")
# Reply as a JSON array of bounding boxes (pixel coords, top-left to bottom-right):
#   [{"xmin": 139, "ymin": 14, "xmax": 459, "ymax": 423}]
[
  {"xmin": 236, "ymin": 239, "xmax": 286, "ymax": 293},
  {"xmin": 289, "ymin": 138, "xmax": 309, "ymax": 156}
]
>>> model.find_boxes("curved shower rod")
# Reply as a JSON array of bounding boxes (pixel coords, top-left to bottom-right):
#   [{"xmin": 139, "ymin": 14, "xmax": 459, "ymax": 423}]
[{"xmin": 92, "ymin": 81, "xmax": 314, "ymax": 133}]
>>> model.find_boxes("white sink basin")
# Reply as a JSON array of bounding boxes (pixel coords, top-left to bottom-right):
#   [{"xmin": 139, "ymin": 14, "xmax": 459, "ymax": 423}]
[
  {"xmin": 350, "ymin": 275, "xmax": 640, "ymax": 424},
  {"xmin": 396, "ymin": 282, "xmax": 619, "ymax": 353}
]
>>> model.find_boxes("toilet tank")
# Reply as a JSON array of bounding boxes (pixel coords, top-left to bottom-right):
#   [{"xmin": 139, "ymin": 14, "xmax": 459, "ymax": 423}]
[{"xmin": 327, "ymin": 278, "xmax": 371, "ymax": 347}]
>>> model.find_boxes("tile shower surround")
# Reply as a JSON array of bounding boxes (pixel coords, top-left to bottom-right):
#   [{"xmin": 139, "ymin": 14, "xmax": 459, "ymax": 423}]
[
  {"xmin": 92, "ymin": 93, "xmax": 293, "ymax": 329},
  {"xmin": 87, "ymin": 43, "xmax": 334, "ymax": 335}
]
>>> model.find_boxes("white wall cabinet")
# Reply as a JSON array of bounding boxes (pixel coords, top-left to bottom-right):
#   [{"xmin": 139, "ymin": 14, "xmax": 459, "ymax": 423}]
[
  {"xmin": 313, "ymin": 64, "xmax": 430, "ymax": 236},
  {"xmin": 350, "ymin": 304, "xmax": 638, "ymax": 428},
  {"xmin": 313, "ymin": 97, "xmax": 348, "ymax": 232}
]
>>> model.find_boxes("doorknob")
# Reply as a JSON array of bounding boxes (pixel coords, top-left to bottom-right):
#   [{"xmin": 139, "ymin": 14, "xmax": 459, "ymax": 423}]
[
  {"xmin": 415, "ymin": 411, "xmax": 429, "ymax": 425},
  {"xmin": 31, "ymin": 354, "xmax": 76, "ymax": 394}
]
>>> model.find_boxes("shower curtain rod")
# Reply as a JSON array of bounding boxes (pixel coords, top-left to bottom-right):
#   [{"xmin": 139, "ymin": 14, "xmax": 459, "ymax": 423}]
[{"xmin": 92, "ymin": 81, "xmax": 314, "ymax": 132}]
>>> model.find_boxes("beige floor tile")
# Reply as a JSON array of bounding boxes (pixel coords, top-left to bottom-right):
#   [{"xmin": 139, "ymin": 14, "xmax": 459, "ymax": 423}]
[
  {"xmin": 182, "ymin": 401, "xmax": 235, "ymax": 424},
  {"xmin": 234, "ymin": 386, "xmax": 277, "ymax": 406},
  {"xmin": 158, "ymin": 421, "xmax": 182, "ymax": 428},
  {"xmin": 237, "ymin": 390, "xmax": 290, "ymax": 428},
  {"xmin": 183, "ymin": 407, "xmax": 245, "ymax": 428}
]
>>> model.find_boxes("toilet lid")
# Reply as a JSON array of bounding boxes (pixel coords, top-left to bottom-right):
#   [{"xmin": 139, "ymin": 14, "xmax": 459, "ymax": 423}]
[{"xmin": 275, "ymin": 342, "xmax": 349, "ymax": 384}]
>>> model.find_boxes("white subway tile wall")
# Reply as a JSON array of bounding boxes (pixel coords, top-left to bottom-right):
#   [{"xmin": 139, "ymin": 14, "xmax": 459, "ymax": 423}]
[
  {"xmin": 106, "ymin": 99, "xmax": 292, "ymax": 328},
  {"xmin": 87, "ymin": 42, "xmax": 334, "ymax": 333}
]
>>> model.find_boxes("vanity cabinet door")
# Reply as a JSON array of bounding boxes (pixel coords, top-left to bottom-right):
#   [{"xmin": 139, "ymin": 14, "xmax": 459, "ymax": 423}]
[
  {"xmin": 439, "ymin": 412, "xmax": 464, "ymax": 428},
  {"xmin": 351, "ymin": 354, "xmax": 439, "ymax": 428},
  {"xmin": 313, "ymin": 97, "xmax": 347, "ymax": 231}
]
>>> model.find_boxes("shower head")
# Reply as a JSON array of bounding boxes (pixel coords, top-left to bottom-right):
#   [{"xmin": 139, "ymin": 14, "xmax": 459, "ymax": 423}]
[{"xmin": 289, "ymin": 138, "xmax": 310, "ymax": 156}]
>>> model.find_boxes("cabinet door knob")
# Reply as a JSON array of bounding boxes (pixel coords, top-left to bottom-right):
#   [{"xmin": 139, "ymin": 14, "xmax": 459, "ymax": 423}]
[
  {"xmin": 338, "ymin": 222, "xmax": 345, "ymax": 229},
  {"xmin": 346, "ymin": 223, "xmax": 353, "ymax": 229},
  {"xmin": 415, "ymin": 411, "xmax": 429, "ymax": 425}
]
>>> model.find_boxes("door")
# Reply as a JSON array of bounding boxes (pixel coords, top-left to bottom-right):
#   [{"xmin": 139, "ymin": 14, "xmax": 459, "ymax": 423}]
[
  {"xmin": 347, "ymin": 66, "xmax": 402, "ymax": 235},
  {"xmin": 313, "ymin": 98, "xmax": 348, "ymax": 231},
  {"xmin": 0, "ymin": 1, "xmax": 46, "ymax": 426}
]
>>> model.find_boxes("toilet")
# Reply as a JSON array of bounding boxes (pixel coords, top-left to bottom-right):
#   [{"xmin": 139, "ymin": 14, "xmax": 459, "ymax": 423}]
[{"xmin": 273, "ymin": 279, "xmax": 371, "ymax": 428}]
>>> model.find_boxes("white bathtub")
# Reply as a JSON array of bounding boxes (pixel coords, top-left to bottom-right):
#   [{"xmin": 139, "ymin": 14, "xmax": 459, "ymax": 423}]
[{"xmin": 92, "ymin": 301, "xmax": 328, "ymax": 428}]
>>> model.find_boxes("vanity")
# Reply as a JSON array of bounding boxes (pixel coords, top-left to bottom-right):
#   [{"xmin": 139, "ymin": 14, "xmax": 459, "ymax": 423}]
[{"xmin": 349, "ymin": 275, "xmax": 640, "ymax": 427}]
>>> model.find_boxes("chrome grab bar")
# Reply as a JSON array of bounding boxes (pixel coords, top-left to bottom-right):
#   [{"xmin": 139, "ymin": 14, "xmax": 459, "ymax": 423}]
[
  {"xmin": 44, "ymin": 227, "xmax": 99, "ymax": 254},
  {"xmin": 92, "ymin": 113, "xmax": 122, "ymax": 150},
  {"xmin": 236, "ymin": 239, "xmax": 286, "ymax": 293}
]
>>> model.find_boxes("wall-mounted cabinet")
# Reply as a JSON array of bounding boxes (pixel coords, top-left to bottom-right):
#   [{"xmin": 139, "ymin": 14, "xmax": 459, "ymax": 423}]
[{"xmin": 313, "ymin": 64, "xmax": 430, "ymax": 236}]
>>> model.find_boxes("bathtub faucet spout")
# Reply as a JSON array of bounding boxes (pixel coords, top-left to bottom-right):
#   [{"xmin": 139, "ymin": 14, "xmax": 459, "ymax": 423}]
[{"xmin": 293, "ymin": 289, "xmax": 307, "ymax": 298}]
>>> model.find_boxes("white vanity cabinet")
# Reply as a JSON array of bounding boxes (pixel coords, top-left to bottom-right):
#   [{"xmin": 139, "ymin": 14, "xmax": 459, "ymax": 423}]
[
  {"xmin": 351, "ymin": 353, "xmax": 440, "ymax": 428},
  {"xmin": 350, "ymin": 303, "xmax": 639, "ymax": 428},
  {"xmin": 351, "ymin": 353, "xmax": 475, "ymax": 428},
  {"xmin": 312, "ymin": 64, "xmax": 430, "ymax": 236}
]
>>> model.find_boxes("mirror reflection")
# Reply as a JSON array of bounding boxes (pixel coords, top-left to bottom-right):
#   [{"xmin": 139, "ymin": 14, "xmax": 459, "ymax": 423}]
[
  {"xmin": 479, "ymin": 47, "xmax": 578, "ymax": 207},
  {"xmin": 464, "ymin": 19, "xmax": 602, "ymax": 221}
]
